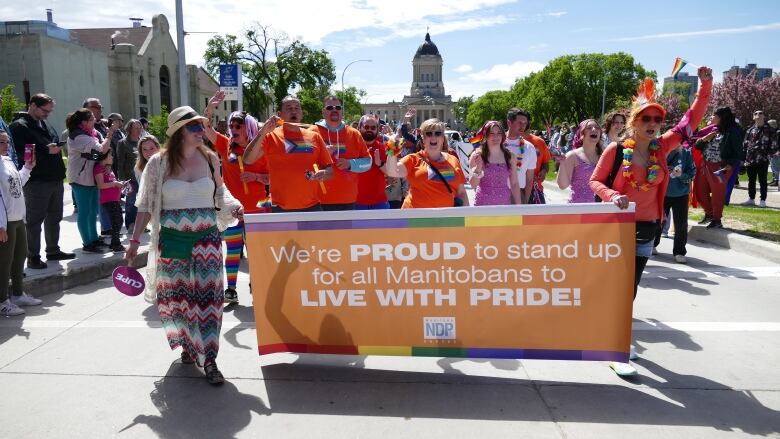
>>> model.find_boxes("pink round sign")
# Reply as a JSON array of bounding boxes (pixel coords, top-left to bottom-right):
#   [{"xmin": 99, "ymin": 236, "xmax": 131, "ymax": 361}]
[{"xmin": 112, "ymin": 266, "xmax": 145, "ymax": 296}]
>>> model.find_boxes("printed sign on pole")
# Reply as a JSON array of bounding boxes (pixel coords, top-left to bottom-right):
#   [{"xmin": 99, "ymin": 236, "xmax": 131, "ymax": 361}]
[{"xmin": 219, "ymin": 64, "xmax": 242, "ymax": 109}]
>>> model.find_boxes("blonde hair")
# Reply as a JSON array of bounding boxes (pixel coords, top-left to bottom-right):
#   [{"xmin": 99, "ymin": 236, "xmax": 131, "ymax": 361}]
[
  {"xmin": 419, "ymin": 118, "xmax": 445, "ymax": 135},
  {"xmin": 136, "ymin": 134, "xmax": 162, "ymax": 174}
]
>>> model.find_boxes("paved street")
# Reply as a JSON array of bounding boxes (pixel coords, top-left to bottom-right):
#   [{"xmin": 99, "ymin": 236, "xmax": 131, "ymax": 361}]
[{"xmin": 1, "ymin": 186, "xmax": 779, "ymax": 438}]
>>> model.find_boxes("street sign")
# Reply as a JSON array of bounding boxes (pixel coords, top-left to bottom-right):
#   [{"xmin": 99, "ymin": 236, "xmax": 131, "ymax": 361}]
[{"xmin": 219, "ymin": 64, "xmax": 242, "ymax": 103}]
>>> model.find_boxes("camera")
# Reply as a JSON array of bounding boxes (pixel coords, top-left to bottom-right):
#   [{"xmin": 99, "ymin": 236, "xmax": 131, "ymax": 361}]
[{"xmin": 81, "ymin": 149, "xmax": 102, "ymax": 161}]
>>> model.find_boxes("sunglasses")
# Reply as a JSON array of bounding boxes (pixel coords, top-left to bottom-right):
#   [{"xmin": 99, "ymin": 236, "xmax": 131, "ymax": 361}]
[
  {"xmin": 641, "ymin": 115, "xmax": 664, "ymax": 124},
  {"xmin": 424, "ymin": 131, "xmax": 443, "ymax": 138},
  {"xmin": 754, "ymin": 111, "xmax": 763, "ymax": 116},
  {"xmin": 325, "ymin": 105, "xmax": 343, "ymax": 111},
  {"xmin": 185, "ymin": 123, "xmax": 205, "ymax": 133}
]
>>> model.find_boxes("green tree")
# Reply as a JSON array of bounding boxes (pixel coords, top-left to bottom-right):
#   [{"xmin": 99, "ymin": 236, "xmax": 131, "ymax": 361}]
[
  {"xmin": 467, "ymin": 90, "xmax": 511, "ymax": 129},
  {"xmin": 297, "ymin": 86, "xmax": 366, "ymax": 124},
  {"xmin": 147, "ymin": 106, "xmax": 170, "ymax": 143},
  {"xmin": 452, "ymin": 96, "xmax": 474, "ymax": 130},
  {"xmin": 506, "ymin": 52, "xmax": 654, "ymax": 128},
  {"xmin": 662, "ymin": 82, "xmax": 691, "ymax": 108},
  {"xmin": 204, "ymin": 25, "xmax": 336, "ymax": 119},
  {"xmin": 1, "ymin": 85, "xmax": 24, "ymax": 123}
]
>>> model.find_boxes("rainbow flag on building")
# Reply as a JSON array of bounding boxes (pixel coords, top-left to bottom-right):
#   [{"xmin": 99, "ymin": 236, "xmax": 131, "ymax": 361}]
[{"xmin": 671, "ymin": 57, "xmax": 687, "ymax": 79}]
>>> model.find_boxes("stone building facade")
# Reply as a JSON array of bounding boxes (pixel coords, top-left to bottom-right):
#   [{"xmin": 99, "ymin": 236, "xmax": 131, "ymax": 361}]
[
  {"xmin": 0, "ymin": 12, "xmax": 228, "ymax": 132},
  {"xmin": 363, "ymin": 33, "xmax": 454, "ymax": 128}
]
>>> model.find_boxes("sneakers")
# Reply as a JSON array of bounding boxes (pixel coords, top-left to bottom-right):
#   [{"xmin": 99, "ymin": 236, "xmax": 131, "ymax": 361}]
[
  {"xmin": 741, "ymin": 199, "xmax": 755, "ymax": 206},
  {"xmin": 224, "ymin": 288, "xmax": 238, "ymax": 304},
  {"xmin": 674, "ymin": 254, "xmax": 687, "ymax": 264},
  {"xmin": 697, "ymin": 215, "xmax": 712, "ymax": 225},
  {"xmin": 769, "ymin": 180, "xmax": 779, "ymax": 187},
  {"xmin": 11, "ymin": 293, "xmax": 42, "ymax": 306},
  {"xmin": 629, "ymin": 347, "xmax": 639, "ymax": 360},
  {"xmin": 609, "ymin": 362, "xmax": 638, "ymax": 376},
  {"xmin": 204, "ymin": 362, "xmax": 225, "ymax": 385},
  {"xmin": 27, "ymin": 257, "xmax": 47, "ymax": 270},
  {"xmin": 110, "ymin": 243, "xmax": 126, "ymax": 252},
  {"xmin": 759, "ymin": 200, "xmax": 767, "ymax": 208},
  {"xmin": 0, "ymin": 299, "xmax": 25, "ymax": 316},
  {"xmin": 706, "ymin": 220, "xmax": 723, "ymax": 229},
  {"xmin": 82, "ymin": 243, "xmax": 105, "ymax": 253}
]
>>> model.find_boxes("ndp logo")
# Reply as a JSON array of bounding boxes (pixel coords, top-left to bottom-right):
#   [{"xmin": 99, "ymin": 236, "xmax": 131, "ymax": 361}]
[{"xmin": 423, "ymin": 317, "xmax": 456, "ymax": 341}]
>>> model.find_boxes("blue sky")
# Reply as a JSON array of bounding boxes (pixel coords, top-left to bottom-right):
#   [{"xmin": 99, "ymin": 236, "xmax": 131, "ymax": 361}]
[{"xmin": 4, "ymin": 0, "xmax": 779, "ymax": 105}]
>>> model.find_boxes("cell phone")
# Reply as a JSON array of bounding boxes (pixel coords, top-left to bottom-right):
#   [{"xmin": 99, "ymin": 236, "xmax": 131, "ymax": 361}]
[{"xmin": 57, "ymin": 140, "xmax": 67, "ymax": 147}]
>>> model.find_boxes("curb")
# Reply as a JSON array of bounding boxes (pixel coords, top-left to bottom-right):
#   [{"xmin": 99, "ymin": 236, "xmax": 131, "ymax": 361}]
[
  {"xmin": 688, "ymin": 226, "xmax": 780, "ymax": 265},
  {"xmin": 22, "ymin": 249, "xmax": 149, "ymax": 296}
]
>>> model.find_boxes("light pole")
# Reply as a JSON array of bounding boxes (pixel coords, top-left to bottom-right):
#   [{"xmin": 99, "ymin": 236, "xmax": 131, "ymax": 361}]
[
  {"xmin": 175, "ymin": 0, "xmax": 188, "ymax": 106},
  {"xmin": 341, "ymin": 59, "xmax": 372, "ymax": 94},
  {"xmin": 600, "ymin": 71, "xmax": 607, "ymax": 119}
]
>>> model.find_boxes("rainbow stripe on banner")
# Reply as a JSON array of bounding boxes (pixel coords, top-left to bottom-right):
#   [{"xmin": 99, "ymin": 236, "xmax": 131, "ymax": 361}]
[
  {"xmin": 671, "ymin": 57, "xmax": 687, "ymax": 79},
  {"xmin": 284, "ymin": 138, "xmax": 313, "ymax": 154}
]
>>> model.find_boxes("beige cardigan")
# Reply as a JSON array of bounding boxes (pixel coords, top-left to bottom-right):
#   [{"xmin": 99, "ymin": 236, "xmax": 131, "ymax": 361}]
[{"xmin": 135, "ymin": 151, "xmax": 241, "ymax": 303}]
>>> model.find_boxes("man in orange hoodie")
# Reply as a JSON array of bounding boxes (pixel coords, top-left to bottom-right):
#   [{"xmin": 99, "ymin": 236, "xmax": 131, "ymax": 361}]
[{"xmin": 309, "ymin": 96, "xmax": 371, "ymax": 210}]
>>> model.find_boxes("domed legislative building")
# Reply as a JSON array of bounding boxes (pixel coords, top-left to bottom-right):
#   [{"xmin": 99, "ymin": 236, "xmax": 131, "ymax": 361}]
[{"xmin": 362, "ymin": 33, "xmax": 455, "ymax": 128}]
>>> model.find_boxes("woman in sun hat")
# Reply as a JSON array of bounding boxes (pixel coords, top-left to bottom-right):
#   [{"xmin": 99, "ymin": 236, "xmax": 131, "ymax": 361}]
[{"xmin": 125, "ymin": 105, "xmax": 243, "ymax": 385}]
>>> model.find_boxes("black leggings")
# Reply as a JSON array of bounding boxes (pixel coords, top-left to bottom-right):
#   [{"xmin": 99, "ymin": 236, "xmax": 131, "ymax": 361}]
[
  {"xmin": 634, "ymin": 256, "xmax": 649, "ymax": 300},
  {"xmin": 102, "ymin": 201, "xmax": 123, "ymax": 245},
  {"xmin": 746, "ymin": 162, "xmax": 769, "ymax": 201}
]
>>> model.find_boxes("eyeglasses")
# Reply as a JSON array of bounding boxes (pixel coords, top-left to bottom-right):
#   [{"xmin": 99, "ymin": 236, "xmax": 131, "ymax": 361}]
[
  {"xmin": 185, "ymin": 123, "xmax": 204, "ymax": 133},
  {"xmin": 640, "ymin": 115, "xmax": 663, "ymax": 124},
  {"xmin": 424, "ymin": 131, "xmax": 443, "ymax": 137},
  {"xmin": 325, "ymin": 105, "xmax": 343, "ymax": 111},
  {"xmin": 754, "ymin": 111, "xmax": 764, "ymax": 116}
]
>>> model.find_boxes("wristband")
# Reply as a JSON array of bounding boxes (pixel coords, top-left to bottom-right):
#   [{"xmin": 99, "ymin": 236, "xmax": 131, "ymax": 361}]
[{"xmin": 129, "ymin": 238, "xmax": 141, "ymax": 245}]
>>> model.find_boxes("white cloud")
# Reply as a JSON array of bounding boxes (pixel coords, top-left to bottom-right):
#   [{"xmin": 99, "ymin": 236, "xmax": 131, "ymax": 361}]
[
  {"xmin": 545, "ymin": 11, "xmax": 567, "ymax": 17},
  {"xmin": 609, "ymin": 22, "xmax": 780, "ymax": 42},
  {"xmin": 462, "ymin": 61, "xmax": 545, "ymax": 86},
  {"xmin": 454, "ymin": 64, "xmax": 474, "ymax": 73}
]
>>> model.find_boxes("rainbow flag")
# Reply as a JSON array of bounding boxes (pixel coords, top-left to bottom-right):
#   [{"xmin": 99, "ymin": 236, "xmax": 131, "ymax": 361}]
[
  {"xmin": 671, "ymin": 57, "xmax": 687, "ymax": 79},
  {"xmin": 470, "ymin": 133, "xmax": 484, "ymax": 146}
]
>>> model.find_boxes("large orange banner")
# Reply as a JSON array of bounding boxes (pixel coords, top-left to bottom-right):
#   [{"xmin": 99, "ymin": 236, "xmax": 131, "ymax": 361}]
[{"xmin": 246, "ymin": 204, "xmax": 636, "ymax": 362}]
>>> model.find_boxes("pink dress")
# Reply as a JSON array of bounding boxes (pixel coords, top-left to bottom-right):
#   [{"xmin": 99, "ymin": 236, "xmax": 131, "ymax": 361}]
[
  {"xmin": 475, "ymin": 162, "xmax": 512, "ymax": 205},
  {"xmin": 568, "ymin": 155, "xmax": 596, "ymax": 203}
]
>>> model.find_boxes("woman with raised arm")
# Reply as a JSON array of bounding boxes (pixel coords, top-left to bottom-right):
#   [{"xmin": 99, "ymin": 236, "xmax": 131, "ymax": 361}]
[
  {"xmin": 590, "ymin": 66, "xmax": 713, "ymax": 377},
  {"xmin": 384, "ymin": 118, "xmax": 468, "ymax": 208}
]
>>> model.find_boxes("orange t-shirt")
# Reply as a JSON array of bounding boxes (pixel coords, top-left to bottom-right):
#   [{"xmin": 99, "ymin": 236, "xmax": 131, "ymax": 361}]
[
  {"xmin": 262, "ymin": 126, "xmax": 333, "ymax": 210},
  {"xmin": 524, "ymin": 133, "xmax": 551, "ymax": 185},
  {"xmin": 357, "ymin": 138, "xmax": 388, "ymax": 205},
  {"xmin": 400, "ymin": 151, "xmax": 466, "ymax": 208},
  {"xmin": 309, "ymin": 124, "xmax": 370, "ymax": 204},
  {"xmin": 214, "ymin": 134, "xmax": 268, "ymax": 213}
]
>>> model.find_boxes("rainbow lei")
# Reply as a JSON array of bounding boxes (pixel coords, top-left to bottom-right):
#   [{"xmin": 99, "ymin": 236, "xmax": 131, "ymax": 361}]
[
  {"xmin": 513, "ymin": 143, "xmax": 524, "ymax": 170},
  {"xmin": 621, "ymin": 138, "xmax": 661, "ymax": 192}
]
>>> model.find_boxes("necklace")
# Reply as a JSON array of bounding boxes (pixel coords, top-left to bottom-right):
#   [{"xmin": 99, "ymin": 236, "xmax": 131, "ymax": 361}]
[{"xmin": 622, "ymin": 138, "xmax": 661, "ymax": 191}]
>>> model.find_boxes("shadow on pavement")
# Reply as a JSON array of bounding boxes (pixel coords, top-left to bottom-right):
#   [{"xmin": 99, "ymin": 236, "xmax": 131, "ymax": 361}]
[
  {"xmin": 119, "ymin": 362, "xmax": 270, "ymax": 438},
  {"xmin": 254, "ymin": 357, "xmax": 780, "ymax": 434},
  {"xmin": 632, "ymin": 318, "xmax": 703, "ymax": 357}
]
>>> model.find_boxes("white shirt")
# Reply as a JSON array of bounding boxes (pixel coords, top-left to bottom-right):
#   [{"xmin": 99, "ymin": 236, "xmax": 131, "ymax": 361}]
[
  {"xmin": 0, "ymin": 155, "xmax": 31, "ymax": 228},
  {"xmin": 505, "ymin": 137, "xmax": 537, "ymax": 189}
]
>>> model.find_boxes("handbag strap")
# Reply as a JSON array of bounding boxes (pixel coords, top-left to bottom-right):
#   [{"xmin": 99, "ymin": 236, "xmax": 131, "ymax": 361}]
[
  {"xmin": 418, "ymin": 153, "xmax": 454, "ymax": 195},
  {"xmin": 606, "ymin": 142, "xmax": 624, "ymax": 190}
]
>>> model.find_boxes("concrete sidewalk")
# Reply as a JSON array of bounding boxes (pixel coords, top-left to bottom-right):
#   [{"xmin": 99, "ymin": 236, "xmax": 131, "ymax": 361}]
[{"xmin": 21, "ymin": 186, "xmax": 150, "ymax": 296}]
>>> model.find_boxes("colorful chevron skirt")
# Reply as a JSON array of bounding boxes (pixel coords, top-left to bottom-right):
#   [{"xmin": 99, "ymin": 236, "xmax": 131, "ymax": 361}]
[{"xmin": 156, "ymin": 208, "xmax": 224, "ymax": 366}]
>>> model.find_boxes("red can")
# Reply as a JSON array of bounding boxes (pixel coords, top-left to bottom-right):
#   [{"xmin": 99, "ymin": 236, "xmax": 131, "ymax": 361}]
[{"xmin": 24, "ymin": 144, "xmax": 34, "ymax": 163}]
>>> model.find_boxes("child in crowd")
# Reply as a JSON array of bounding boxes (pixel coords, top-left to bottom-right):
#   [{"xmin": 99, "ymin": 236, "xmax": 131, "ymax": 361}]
[{"xmin": 94, "ymin": 149, "xmax": 127, "ymax": 252}]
